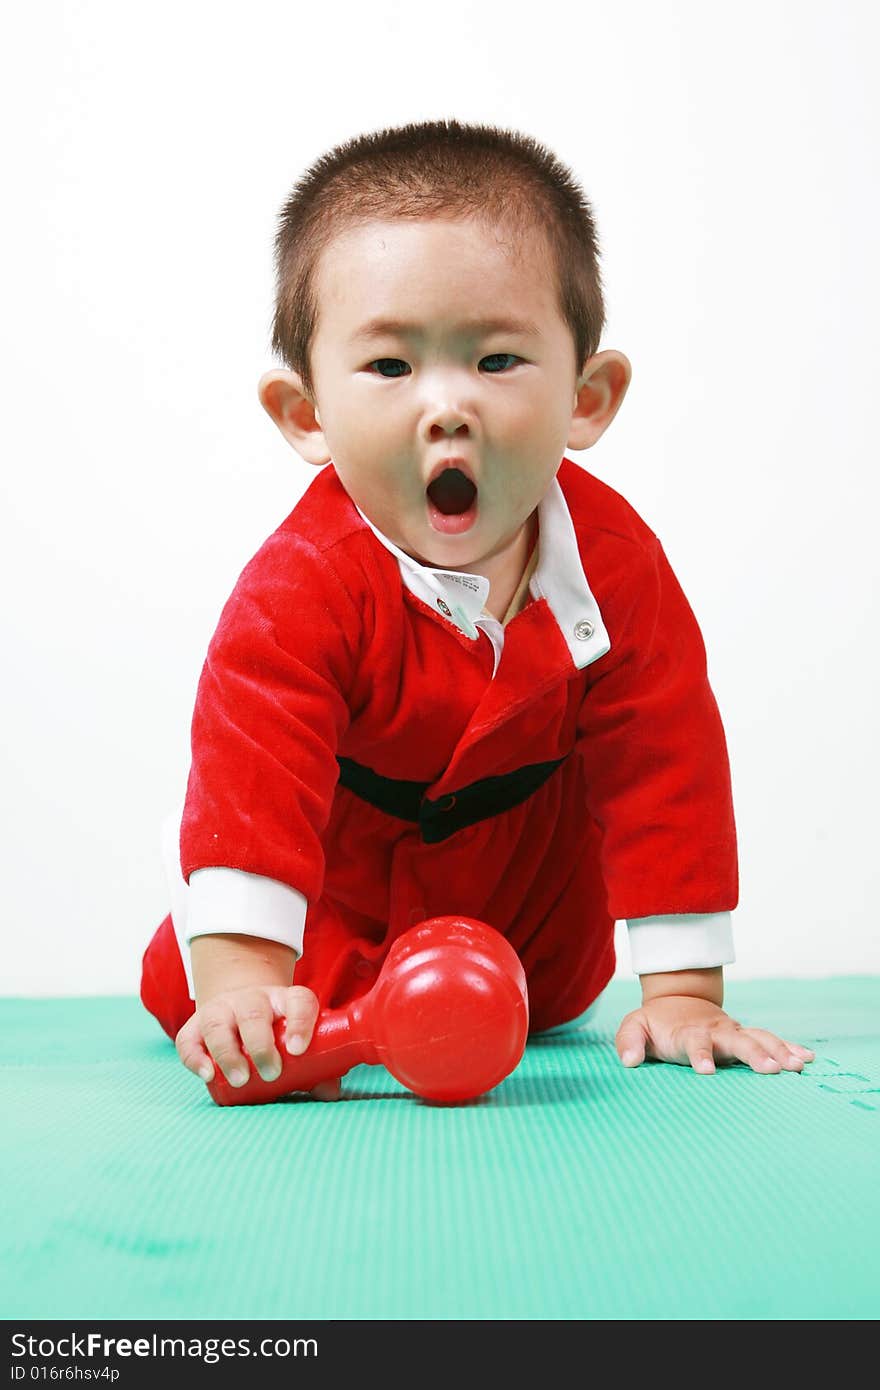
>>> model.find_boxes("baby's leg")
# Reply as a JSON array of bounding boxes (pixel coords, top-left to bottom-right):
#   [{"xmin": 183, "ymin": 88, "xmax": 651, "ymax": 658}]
[
  {"xmin": 141, "ymin": 804, "xmax": 373, "ymax": 1040},
  {"xmin": 140, "ymin": 912, "xmax": 194, "ymax": 1040},
  {"xmin": 139, "ymin": 803, "xmax": 200, "ymax": 1039}
]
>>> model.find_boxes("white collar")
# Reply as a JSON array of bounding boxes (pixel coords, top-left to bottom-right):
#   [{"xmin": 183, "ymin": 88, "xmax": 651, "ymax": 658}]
[{"xmin": 354, "ymin": 474, "xmax": 610, "ymax": 670}]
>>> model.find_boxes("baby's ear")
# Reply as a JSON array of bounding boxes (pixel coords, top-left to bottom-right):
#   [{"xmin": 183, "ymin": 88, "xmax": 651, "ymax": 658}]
[
  {"xmin": 567, "ymin": 350, "xmax": 632, "ymax": 452},
  {"xmin": 257, "ymin": 369, "xmax": 330, "ymax": 466}
]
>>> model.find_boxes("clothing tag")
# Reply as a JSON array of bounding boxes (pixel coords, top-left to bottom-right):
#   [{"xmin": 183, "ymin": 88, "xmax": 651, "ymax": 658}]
[{"xmin": 437, "ymin": 571, "xmax": 485, "ymax": 597}]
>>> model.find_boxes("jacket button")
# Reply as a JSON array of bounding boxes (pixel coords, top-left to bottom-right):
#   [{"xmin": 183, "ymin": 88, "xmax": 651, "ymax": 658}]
[
  {"xmin": 354, "ymin": 957, "xmax": 376, "ymax": 979},
  {"xmin": 574, "ymin": 619, "xmax": 595, "ymax": 641}
]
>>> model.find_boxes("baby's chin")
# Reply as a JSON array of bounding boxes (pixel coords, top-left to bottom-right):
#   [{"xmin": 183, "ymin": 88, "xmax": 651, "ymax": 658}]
[
  {"xmin": 366, "ymin": 502, "xmax": 478, "ymax": 568},
  {"xmin": 396, "ymin": 529, "xmax": 487, "ymax": 573},
  {"xmin": 374, "ymin": 498, "xmax": 531, "ymax": 575},
  {"xmin": 400, "ymin": 538, "xmax": 481, "ymax": 571},
  {"xmin": 400, "ymin": 528, "xmax": 522, "ymax": 579}
]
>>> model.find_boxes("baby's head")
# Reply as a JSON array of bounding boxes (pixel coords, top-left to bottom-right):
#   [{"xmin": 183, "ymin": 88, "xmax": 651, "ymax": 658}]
[{"xmin": 259, "ymin": 119, "xmax": 630, "ymax": 575}]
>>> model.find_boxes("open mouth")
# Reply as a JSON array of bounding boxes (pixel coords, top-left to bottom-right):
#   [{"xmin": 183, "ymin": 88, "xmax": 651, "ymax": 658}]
[{"xmin": 426, "ymin": 467, "xmax": 478, "ymax": 516}]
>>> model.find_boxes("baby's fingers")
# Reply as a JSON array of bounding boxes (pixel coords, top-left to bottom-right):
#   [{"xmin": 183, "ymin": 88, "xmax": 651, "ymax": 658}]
[
  {"xmin": 741, "ymin": 1029, "xmax": 814, "ymax": 1072},
  {"xmin": 717, "ymin": 1026, "xmax": 795, "ymax": 1074},
  {"xmin": 677, "ymin": 1028, "xmax": 717, "ymax": 1074},
  {"xmin": 615, "ymin": 1013, "xmax": 648, "ymax": 1067},
  {"xmin": 175, "ymin": 1018, "xmax": 216, "ymax": 1083},
  {"xmin": 283, "ymin": 985, "xmax": 321, "ymax": 1056},
  {"xmin": 309, "ymin": 1078, "xmax": 343, "ymax": 1102}
]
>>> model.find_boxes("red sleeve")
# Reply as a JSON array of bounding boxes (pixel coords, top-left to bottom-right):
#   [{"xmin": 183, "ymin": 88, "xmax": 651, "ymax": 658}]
[
  {"xmin": 576, "ymin": 534, "xmax": 739, "ymax": 920},
  {"xmin": 179, "ymin": 531, "xmax": 362, "ymax": 902}
]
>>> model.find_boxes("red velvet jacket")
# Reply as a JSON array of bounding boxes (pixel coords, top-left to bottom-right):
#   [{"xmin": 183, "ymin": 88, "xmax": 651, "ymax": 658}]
[{"xmin": 179, "ymin": 458, "xmax": 738, "ymax": 1030}]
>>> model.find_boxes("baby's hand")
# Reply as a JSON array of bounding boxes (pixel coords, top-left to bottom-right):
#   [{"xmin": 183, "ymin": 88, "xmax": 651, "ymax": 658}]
[
  {"xmin": 175, "ymin": 983, "xmax": 342, "ymax": 1100},
  {"xmin": 615, "ymin": 996, "xmax": 816, "ymax": 1075}
]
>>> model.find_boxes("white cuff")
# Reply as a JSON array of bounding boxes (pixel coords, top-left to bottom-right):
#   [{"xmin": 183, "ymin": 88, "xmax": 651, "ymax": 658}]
[
  {"xmin": 625, "ymin": 912, "xmax": 735, "ymax": 975},
  {"xmin": 186, "ymin": 868, "xmax": 308, "ymax": 952},
  {"xmin": 161, "ymin": 805, "xmax": 308, "ymax": 1000}
]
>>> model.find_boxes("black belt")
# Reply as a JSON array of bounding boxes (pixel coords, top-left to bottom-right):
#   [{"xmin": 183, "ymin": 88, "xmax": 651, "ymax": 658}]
[{"xmin": 336, "ymin": 754, "xmax": 567, "ymax": 845}]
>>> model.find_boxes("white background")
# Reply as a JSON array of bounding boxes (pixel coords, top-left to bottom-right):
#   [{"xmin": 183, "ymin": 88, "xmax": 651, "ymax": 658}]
[{"xmin": 3, "ymin": 0, "xmax": 878, "ymax": 995}]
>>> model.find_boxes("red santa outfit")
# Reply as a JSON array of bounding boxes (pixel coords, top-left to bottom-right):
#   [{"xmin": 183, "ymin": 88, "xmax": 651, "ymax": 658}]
[{"xmin": 140, "ymin": 457, "xmax": 738, "ymax": 1040}]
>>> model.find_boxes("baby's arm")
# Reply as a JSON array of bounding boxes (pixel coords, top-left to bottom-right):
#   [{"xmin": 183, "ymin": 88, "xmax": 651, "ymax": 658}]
[
  {"xmin": 615, "ymin": 967, "xmax": 815, "ymax": 1075},
  {"xmin": 175, "ymin": 933, "xmax": 340, "ymax": 1100},
  {"xmin": 172, "ymin": 532, "xmax": 365, "ymax": 1104}
]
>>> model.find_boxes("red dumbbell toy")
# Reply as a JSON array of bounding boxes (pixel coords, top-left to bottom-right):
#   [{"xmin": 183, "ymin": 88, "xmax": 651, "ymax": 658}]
[{"xmin": 206, "ymin": 916, "xmax": 529, "ymax": 1106}]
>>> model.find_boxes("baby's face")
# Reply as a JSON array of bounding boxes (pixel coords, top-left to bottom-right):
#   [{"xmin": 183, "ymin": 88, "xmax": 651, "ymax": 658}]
[{"xmin": 306, "ymin": 216, "xmax": 586, "ymax": 570}]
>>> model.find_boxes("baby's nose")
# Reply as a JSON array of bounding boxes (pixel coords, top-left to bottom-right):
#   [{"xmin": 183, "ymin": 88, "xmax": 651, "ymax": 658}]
[{"xmin": 427, "ymin": 415, "xmax": 473, "ymax": 442}]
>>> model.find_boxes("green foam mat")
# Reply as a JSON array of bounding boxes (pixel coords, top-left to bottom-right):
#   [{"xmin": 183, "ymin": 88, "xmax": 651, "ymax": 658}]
[{"xmin": 3, "ymin": 977, "xmax": 878, "ymax": 1320}]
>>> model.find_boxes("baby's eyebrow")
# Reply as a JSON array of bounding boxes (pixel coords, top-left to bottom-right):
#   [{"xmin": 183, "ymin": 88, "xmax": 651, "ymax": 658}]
[{"xmin": 350, "ymin": 316, "xmax": 542, "ymax": 343}]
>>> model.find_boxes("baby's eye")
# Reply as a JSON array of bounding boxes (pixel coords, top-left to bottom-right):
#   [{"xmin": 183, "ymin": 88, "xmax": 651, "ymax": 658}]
[
  {"xmin": 366, "ymin": 353, "xmax": 520, "ymax": 377},
  {"xmin": 368, "ymin": 358, "xmax": 411, "ymax": 378},
  {"xmin": 480, "ymin": 353, "xmax": 520, "ymax": 373}
]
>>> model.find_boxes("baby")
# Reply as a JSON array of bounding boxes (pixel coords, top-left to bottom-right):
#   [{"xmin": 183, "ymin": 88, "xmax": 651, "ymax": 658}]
[{"xmin": 140, "ymin": 118, "xmax": 814, "ymax": 1098}]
